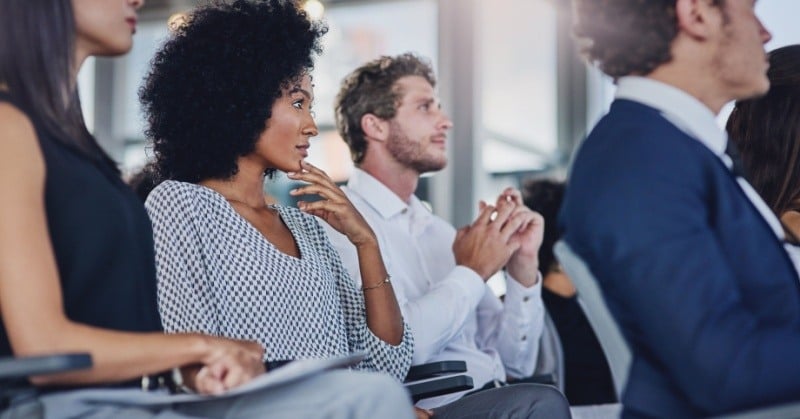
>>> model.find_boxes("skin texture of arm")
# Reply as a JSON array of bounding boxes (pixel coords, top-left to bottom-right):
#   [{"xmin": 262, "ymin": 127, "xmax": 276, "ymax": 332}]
[
  {"xmin": 290, "ymin": 161, "xmax": 404, "ymax": 345},
  {"xmin": 0, "ymin": 104, "xmax": 263, "ymax": 392},
  {"xmin": 780, "ymin": 210, "xmax": 800, "ymax": 240}
]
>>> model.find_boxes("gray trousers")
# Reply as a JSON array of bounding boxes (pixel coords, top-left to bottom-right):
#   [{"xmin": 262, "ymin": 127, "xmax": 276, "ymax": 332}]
[
  {"xmin": 2, "ymin": 370, "xmax": 414, "ymax": 419},
  {"xmin": 432, "ymin": 383, "xmax": 571, "ymax": 419}
]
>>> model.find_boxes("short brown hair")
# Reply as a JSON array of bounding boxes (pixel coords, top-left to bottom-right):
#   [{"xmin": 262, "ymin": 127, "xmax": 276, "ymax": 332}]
[
  {"xmin": 335, "ymin": 53, "xmax": 436, "ymax": 164},
  {"xmin": 572, "ymin": 0, "xmax": 724, "ymax": 79}
]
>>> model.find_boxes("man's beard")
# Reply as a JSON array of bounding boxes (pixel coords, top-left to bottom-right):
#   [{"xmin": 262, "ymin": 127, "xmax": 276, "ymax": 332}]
[{"xmin": 385, "ymin": 122, "xmax": 447, "ymax": 174}]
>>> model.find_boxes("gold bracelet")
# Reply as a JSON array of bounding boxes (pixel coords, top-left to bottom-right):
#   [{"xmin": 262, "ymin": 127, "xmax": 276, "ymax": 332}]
[{"xmin": 362, "ymin": 275, "xmax": 391, "ymax": 291}]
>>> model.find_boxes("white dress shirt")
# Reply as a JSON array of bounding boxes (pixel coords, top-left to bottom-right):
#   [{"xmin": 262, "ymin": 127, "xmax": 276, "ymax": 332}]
[
  {"xmin": 616, "ymin": 76, "xmax": 800, "ymax": 276},
  {"xmin": 322, "ymin": 168, "xmax": 545, "ymax": 408}
]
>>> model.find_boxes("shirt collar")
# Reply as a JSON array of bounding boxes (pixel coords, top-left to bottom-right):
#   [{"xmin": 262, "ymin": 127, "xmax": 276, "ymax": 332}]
[
  {"xmin": 348, "ymin": 168, "xmax": 414, "ymax": 219},
  {"xmin": 615, "ymin": 76, "xmax": 728, "ymax": 158}
]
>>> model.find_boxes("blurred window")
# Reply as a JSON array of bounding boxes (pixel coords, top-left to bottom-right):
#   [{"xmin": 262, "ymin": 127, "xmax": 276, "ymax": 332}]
[
  {"xmin": 479, "ymin": 0, "xmax": 558, "ymax": 174},
  {"xmin": 309, "ymin": 0, "xmax": 437, "ymax": 182}
]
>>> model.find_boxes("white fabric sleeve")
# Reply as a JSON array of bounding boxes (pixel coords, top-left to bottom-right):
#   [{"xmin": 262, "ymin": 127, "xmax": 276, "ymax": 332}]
[
  {"xmin": 323, "ymin": 221, "xmax": 485, "ymax": 365},
  {"xmin": 475, "ymin": 270, "xmax": 544, "ymax": 378}
]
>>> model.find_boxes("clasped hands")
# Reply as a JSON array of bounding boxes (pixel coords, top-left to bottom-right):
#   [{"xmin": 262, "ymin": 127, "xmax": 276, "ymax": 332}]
[{"xmin": 453, "ymin": 187, "xmax": 543, "ymax": 287}]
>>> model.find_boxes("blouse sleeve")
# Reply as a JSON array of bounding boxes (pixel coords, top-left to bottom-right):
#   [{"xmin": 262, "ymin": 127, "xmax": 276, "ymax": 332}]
[
  {"xmin": 312, "ymin": 220, "xmax": 414, "ymax": 381},
  {"xmin": 145, "ymin": 182, "xmax": 219, "ymax": 336}
]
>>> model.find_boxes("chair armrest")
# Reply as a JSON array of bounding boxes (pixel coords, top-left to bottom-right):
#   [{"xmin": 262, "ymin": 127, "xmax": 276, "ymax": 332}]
[
  {"xmin": 404, "ymin": 361, "xmax": 467, "ymax": 382},
  {"xmin": 406, "ymin": 374, "xmax": 474, "ymax": 403},
  {"xmin": 1, "ymin": 353, "xmax": 92, "ymax": 413},
  {"xmin": 0, "ymin": 353, "xmax": 92, "ymax": 380}
]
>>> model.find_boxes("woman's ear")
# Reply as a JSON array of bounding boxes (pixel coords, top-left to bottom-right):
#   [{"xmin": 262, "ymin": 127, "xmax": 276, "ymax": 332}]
[{"xmin": 361, "ymin": 114, "xmax": 390, "ymax": 142}]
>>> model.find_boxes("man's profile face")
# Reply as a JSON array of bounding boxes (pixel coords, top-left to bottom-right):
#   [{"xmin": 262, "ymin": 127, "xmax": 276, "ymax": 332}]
[
  {"xmin": 384, "ymin": 75, "xmax": 452, "ymax": 174},
  {"xmin": 711, "ymin": 0, "xmax": 772, "ymax": 101}
]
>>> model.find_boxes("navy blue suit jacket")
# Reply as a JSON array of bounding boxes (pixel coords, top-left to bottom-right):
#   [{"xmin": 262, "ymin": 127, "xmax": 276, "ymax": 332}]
[{"xmin": 560, "ymin": 100, "xmax": 800, "ymax": 418}]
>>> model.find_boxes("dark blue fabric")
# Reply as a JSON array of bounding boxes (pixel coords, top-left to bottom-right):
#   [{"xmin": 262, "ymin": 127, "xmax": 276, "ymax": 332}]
[
  {"xmin": 0, "ymin": 93, "xmax": 162, "ymax": 370},
  {"xmin": 560, "ymin": 99, "xmax": 800, "ymax": 418}
]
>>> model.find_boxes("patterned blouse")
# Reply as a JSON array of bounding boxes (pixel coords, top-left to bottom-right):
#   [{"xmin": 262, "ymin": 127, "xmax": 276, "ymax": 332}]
[{"xmin": 145, "ymin": 180, "xmax": 413, "ymax": 380}]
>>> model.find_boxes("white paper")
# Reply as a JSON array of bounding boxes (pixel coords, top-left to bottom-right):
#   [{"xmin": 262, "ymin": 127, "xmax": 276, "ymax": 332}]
[{"xmin": 76, "ymin": 353, "xmax": 366, "ymax": 406}]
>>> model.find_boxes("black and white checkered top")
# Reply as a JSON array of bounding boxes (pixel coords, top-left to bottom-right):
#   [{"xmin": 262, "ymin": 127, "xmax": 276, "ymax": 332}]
[{"xmin": 145, "ymin": 180, "xmax": 413, "ymax": 380}]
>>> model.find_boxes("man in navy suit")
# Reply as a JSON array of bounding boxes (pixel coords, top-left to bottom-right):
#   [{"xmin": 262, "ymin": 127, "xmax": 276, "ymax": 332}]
[{"xmin": 561, "ymin": 0, "xmax": 800, "ymax": 417}]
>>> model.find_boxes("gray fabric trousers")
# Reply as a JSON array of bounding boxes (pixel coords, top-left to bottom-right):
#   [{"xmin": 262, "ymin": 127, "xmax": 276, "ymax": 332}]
[
  {"xmin": 432, "ymin": 383, "xmax": 572, "ymax": 419},
  {"xmin": 2, "ymin": 370, "xmax": 414, "ymax": 419}
]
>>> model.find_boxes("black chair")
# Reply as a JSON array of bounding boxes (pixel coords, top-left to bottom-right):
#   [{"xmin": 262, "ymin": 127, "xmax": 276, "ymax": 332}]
[
  {"xmin": 0, "ymin": 353, "xmax": 92, "ymax": 417},
  {"xmin": 403, "ymin": 360, "xmax": 473, "ymax": 403}
]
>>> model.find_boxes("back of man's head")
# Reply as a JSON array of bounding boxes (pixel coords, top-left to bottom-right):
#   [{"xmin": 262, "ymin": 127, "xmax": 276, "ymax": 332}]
[
  {"xmin": 335, "ymin": 53, "xmax": 436, "ymax": 164},
  {"xmin": 572, "ymin": 0, "xmax": 724, "ymax": 79}
]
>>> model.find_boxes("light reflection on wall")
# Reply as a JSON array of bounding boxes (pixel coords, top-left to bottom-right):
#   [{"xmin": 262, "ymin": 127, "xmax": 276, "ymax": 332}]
[
  {"xmin": 308, "ymin": 0, "xmax": 437, "ymax": 183},
  {"xmin": 480, "ymin": 0, "xmax": 558, "ymax": 174}
]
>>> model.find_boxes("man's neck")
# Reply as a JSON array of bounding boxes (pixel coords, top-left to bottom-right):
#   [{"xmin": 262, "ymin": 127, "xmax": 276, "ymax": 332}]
[
  {"xmin": 646, "ymin": 66, "xmax": 728, "ymax": 115},
  {"xmin": 644, "ymin": 34, "xmax": 737, "ymax": 115},
  {"xmin": 357, "ymin": 159, "xmax": 419, "ymax": 204}
]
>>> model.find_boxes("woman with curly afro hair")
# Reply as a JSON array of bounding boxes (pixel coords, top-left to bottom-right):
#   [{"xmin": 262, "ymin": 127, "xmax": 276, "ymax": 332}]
[{"xmin": 141, "ymin": 0, "xmax": 415, "ymax": 388}]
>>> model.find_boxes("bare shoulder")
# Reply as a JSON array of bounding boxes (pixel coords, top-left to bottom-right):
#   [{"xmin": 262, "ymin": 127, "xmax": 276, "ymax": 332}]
[
  {"xmin": 781, "ymin": 210, "xmax": 800, "ymax": 240},
  {"xmin": 0, "ymin": 102, "xmax": 45, "ymax": 184}
]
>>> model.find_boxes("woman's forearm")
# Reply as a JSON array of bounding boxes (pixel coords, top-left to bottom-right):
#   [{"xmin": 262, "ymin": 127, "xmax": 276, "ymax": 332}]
[
  {"xmin": 23, "ymin": 321, "xmax": 211, "ymax": 386},
  {"xmin": 356, "ymin": 239, "xmax": 404, "ymax": 345}
]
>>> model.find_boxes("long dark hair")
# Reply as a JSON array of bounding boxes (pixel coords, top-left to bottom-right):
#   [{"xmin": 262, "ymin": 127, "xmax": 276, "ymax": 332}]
[
  {"xmin": 0, "ymin": 0, "xmax": 117, "ymax": 171},
  {"xmin": 727, "ymin": 45, "xmax": 800, "ymax": 216}
]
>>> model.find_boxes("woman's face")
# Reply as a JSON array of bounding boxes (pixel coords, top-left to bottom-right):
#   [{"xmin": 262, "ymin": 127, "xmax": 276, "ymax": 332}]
[
  {"xmin": 72, "ymin": 0, "xmax": 144, "ymax": 62},
  {"xmin": 253, "ymin": 74, "xmax": 319, "ymax": 173}
]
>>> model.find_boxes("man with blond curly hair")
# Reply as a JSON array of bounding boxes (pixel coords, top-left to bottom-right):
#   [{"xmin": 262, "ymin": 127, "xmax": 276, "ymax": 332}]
[{"xmin": 326, "ymin": 53, "xmax": 571, "ymax": 419}]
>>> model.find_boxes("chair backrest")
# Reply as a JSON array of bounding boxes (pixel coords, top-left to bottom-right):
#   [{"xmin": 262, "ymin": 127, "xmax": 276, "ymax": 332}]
[{"xmin": 553, "ymin": 240, "xmax": 631, "ymax": 399}]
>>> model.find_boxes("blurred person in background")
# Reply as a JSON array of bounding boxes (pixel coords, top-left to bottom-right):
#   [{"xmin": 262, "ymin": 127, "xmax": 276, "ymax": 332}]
[
  {"xmin": 727, "ymin": 44, "xmax": 800, "ymax": 239},
  {"xmin": 522, "ymin": 179, "xmax": 616, "ymax": 406},
  {"xmin": 562, "ymin": 0, "xmax": 800, "ymax": 416}
]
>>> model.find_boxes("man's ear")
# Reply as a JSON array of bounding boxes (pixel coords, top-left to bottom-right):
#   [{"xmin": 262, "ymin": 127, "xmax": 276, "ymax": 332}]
[
  {"xmin": 675, "ymin": 0, "xmax": 724, "ymax": 40},
  {"xmin": 361, "ymin": 114, "xmax": 390, "ymax": 142}
]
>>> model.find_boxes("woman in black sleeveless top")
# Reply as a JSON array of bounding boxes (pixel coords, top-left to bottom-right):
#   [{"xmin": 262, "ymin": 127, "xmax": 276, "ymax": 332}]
[{"xmin": 0, "ymin": 1, "xmax": 414, "ymax": 418}]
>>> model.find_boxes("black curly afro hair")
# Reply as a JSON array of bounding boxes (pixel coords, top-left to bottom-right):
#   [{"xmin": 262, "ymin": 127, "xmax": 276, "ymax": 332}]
[{"xmin": 140, "ymin": 0, "xmax": 326, "ymax": 183}]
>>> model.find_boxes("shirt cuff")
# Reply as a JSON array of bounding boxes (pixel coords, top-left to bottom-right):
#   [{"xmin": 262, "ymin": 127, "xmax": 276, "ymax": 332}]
[
  {"xmin": 453, "ymin": 265, "xmax": 489, "ymax": 303},
  {"xmin": 503, "ymin": 270, "xmax": 543, "ymax": 314}
]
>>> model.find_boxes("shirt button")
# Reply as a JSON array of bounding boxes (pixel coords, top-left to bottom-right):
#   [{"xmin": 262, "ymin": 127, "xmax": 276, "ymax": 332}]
[
  {"xmin": 521, "ymin": 335, "xmax": 527, "ymax": 341},
  {"xmin": 401, "ymin": 208, "xmax": 408, "ymax": 214},
  {"xmin": 523, "ymin": 296, "xmax": 530, "ymax": 302}
]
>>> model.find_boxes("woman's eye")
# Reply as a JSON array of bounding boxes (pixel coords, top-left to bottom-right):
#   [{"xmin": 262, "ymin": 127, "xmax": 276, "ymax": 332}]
[{"xmin": 292, "ymin": 100, "xmax": 303, "ymax": 109}]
